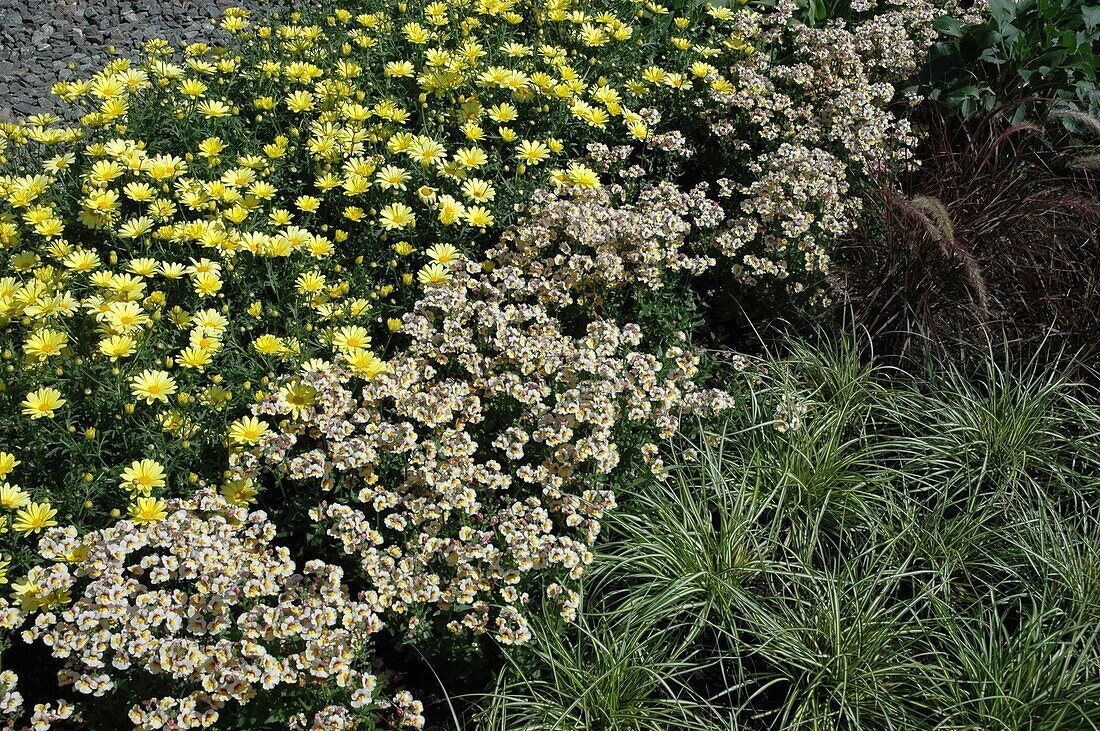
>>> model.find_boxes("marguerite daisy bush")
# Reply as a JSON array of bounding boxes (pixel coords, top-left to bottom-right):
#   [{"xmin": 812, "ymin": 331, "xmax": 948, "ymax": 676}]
[{"xmin": 0, "ymin": 0, "xmax": 984, "ymax": 724}]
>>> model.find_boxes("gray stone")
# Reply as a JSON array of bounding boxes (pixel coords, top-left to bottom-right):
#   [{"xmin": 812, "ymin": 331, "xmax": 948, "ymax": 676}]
[{"xmin": 0, "ymin": 0, "xmax": 307, "ymax": 120}]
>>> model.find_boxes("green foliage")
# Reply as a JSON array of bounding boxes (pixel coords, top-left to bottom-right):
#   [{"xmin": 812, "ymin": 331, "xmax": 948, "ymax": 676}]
[
  {"xmin": 907, "ymin": 0, "xmax": 1100, "ymax": 125},
  {"xmin": 479, "ymin": 610, "xmax": 723, "ymax": 731},
  {"xmin": 481, "ymin": 332, "xmax": 1100, "ymax": 730},
  {"xmin": 922, "ymin": 598, "xmax": 1100, "ymax": 730}
]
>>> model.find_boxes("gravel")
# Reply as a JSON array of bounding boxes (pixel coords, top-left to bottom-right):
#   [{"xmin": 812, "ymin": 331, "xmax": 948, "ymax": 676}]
[{"xmin": 0, "ymin": 0, "xmax": 293, "ymax": 123}]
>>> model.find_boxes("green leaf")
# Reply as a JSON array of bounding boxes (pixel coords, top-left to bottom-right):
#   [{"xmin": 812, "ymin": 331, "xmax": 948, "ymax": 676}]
[
  {"xmin": 803, "ymin": 0, "xmax": 822, "ymax": 24},
  {"xmin": 979, "ymin": 47, "xmax": 1006, "ymax": 64},
  {"xmin": 934, "ymin": 15, "xmax": 964, "ymax": 37},
  {"xmin": 1032, "ymin": 49, "xmax": 1068, "ymax": 67},
  {"xmin": 988, "ymin": 0, "xmax": 1018, "ymax": 29},
  {"xmin": 947, "ymin": 85, "xmax": 982, "ymax": 102},
  {"xmin": 1082, "ymin": 5, "xmax": 1100, "ymax": 31}
]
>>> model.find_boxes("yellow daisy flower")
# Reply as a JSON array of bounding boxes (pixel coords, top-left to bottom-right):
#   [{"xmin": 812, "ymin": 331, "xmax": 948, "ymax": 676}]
[
  {"xmin": 192, "ymin": 271, "xmax": 223, "ymax": 297},
  {"xmin": 189, "ymin": 329, "xmax": 223, "ymax": 352},
  {"xmin": 120, "ymin": 458, "xmax": 167, "ymax": 494},
  {"xmin": 130, "ymin": 369, "xmax": 178, "ymax": 404},
  {"xmin": 23, "ymin": 329, "xmax": 68, "ymax": 360},
  {"xmin": 105, "ymin": 301, "xmax": 150, "ymax": 333},
  {"xmin": 407, "ymin": 137, "xmax": 447, "ymax": 167},
  {"xmin": 0, "ymin": 484, "xmax": 31, "ymax": 510},
  {"xmin": 176, "ymin": 346, "xmax": 212, "ymax": 369},
  {"xmin": 437, "ymin": 195, "xmax": 465, "ymax": 225},
  {"xmin": 566, "ymin": 163, "xmax": 601, "ymax": 188},
  {"xmin": 222, "ymin": 478, "xmax": 258, "ymax": 507},
  {"xmin": 128, "ymin": 496, "xmax": 168, "ymax": 524},
  {"xmin": 418, "ymin": 262, "xmax": 453, "ymax": 285},
  {"xmin": 253, "ymin": 334, "xmax": 284, "ymax": 354},
  {"xmin": 99, "ymin": 334, "xmax": 138, "ymax": 360},
  {"xmin": 463, "ymin": 205, "xmax": 495, "ymax": 228},
  {"xmin": 228, "ymin": 416, "xmax": 270, "ymax": 446},
  {"xmin": 0, "ymin": 452, "xmax": 19, "ymax": 479},
  {"xmin": 21, "ymin": 387, "xmax": 66, "ymax": 420},
  {"xmin": 12, "ymin": 501, "xmax": 58, "ymax": 534},
  {"xmin": 193, "ymin": 308, "xmax": 228, "ymax": 332},
  {"xmin": 487, "ymin": 102, "xmax": 518, "ymax": 123},
  {"xmin": 279, "ymin": 382, "xmax": 317, "ymax": 419},
  {"xmin": 461, "ymin": 178, "xmax": 495, "ymax": 202},
  {"xmin": 62, "ymin": 249, "xmax": 101, "ymax": 272},
  {"xmin": 197, "ymin": 100, "xmax": 233, "ymax": 117},
  {"xmin": 516, "ymin": 139, "xmax": 551, "ymax": 165},
  {"xmin": 332, "ymin": 325, "xmax": 371, "ymax": 351},
  {"xmin": 375, "ymin": 165, "xmax": 411, "ymax": 191},
  {"xmin": 344, "ymin": 349, "xmax": 389, "ymax": 379},
  {"xmin": 378, "ymin": 202, "xmax": 416, "ymax": 230},
  {"xmin": 426, "ymin": 243, "xmax": 461, "ymax": 265},
  {"xmin": 453, "ymin": 147, "xmax": 488, "ymax": 169}
]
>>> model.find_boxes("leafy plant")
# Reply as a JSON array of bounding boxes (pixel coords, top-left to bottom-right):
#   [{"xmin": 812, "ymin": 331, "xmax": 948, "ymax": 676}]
[
  {"xmin": 907, "ymin": 0, "xmax": 1100, "ymax": 126},
  {"xmin": 922, "ymin": 598, "xmax": 1100, "ymax": 730}
]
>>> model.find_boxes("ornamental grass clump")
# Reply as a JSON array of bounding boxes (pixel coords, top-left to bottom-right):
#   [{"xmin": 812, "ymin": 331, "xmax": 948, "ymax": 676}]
[
  {"xmin": 836, "ymin": 104, "xmax": 1100, "ymax": 364},
  {"xmin": 479, "ymin": 334, "xmax": 1100, "ymax": 730}
]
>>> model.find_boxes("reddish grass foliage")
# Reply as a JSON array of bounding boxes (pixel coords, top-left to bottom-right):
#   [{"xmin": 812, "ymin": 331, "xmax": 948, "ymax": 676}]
[{"xmin": 834, "ymin": 101, "xmax": 1100, "ymax": 364}]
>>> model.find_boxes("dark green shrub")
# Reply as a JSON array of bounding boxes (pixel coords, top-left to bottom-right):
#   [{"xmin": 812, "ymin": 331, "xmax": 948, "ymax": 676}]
[{"xmin": 906, "ymin": 0, "xmax": 1100, "ymax": 127}]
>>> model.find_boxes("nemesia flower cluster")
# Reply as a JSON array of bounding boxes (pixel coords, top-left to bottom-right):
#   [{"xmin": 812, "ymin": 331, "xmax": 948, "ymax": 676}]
[
  {"xmin": 14, "ymin": 488, "xmax": 421, "ymax": 730},
  {"xmin": 229, "ymin": 182, "xmax": 736, "ymax": 645},
  {"xmin": 488, "ymin": 179, "xmax": 724, "ymax": 297},
  {"xmin": 699, "ymin": 0, "xmax": 986, "ymax": 294}
]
